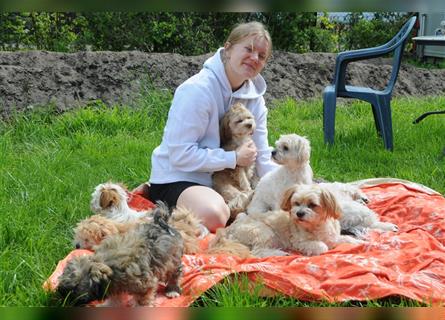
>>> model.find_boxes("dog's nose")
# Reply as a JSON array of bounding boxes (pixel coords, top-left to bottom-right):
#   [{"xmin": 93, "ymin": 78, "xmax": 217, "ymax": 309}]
[
  {"xmin": 245, "ymin": 123, "xmax": 252, "ymax": 129},
  {"xmin": 75, "ymin": 243, "xmax": 81, "ymax": 249},
  {"xmin": 296, "ymin": 211, "xmax": 305, "ymax": 218},
  {"xmin": 271, "ymin": 150, "xmax": 276, "ymax": 157}
]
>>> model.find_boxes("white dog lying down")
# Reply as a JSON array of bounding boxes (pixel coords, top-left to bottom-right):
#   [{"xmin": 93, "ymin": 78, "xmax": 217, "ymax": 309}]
[
  {"xmin": 247, "ymin": 134, "xmax": 313, "ymax": 215},
  {"xmin": 318, "ymin": 182, "xmax": 398, "ymax": 236},
  {"xmin": 90, "ymin": 182, "xmax": 152, "ymax": 223}
]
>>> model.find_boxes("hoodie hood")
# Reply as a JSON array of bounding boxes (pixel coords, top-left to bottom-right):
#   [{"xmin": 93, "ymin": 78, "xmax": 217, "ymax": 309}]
[{"xmin": 203, "ymin": 47, "xmax": 267, "ymax": 100}]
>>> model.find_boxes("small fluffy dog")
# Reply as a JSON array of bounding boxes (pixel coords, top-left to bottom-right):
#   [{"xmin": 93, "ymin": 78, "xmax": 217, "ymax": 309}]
[
  {"xmin": 57, "ymin": 203, "xmax": 183, "ymax": 307},
  {"xmin": 213, "ymin": 102, "xmax": 258, "ymax": 220},
  {"xmin": 90, "ymin": 182, "xmax": 152, "ymax": 223},
  {"xmin": 168, "ymin": 206, "xmax": 209, "ymax": 254},
  {"xmin": 73, "ymin": 215, "xmax": 139, "ymax": 250},
  {"xmin": 247, "ymin": 134, "xmax": 313, "ymax": 215},
  {"xmin": 74, "ymin": 206, "xmax": 207, "ymax": 255},
  {"xmin": 317, "ymin": 182, "xmax": 398, "ymax": 236},
  {"xmin": 220, "ymin": 184, "xmax": 362, "ymax": 257}
]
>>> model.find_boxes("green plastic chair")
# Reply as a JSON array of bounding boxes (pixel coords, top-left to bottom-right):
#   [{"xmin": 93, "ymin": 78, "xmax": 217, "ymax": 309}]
[{"xmin": 323, "ymin": 16, "xmax": 417, "ymax": 151}]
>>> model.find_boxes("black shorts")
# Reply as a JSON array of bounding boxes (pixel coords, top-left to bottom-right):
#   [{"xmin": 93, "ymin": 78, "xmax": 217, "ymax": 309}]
[{"xmin": 148, "ymin": 181, "xmax": 202, "ymax": 209}]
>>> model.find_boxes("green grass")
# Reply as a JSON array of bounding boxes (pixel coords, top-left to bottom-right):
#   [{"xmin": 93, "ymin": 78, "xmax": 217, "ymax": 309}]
[
  {"xmin": 0, "ymin": 91, "xmax": 444, "ymax": 306},
  {"xmin": 406, "ymin": 57, "xmax": 445, "ymax": 69}
]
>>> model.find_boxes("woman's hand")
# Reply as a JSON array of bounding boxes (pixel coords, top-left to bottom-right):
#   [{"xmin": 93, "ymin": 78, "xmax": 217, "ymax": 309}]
[{"xmin": 235, "ymin": 141, "xmax": 257, "ymax": 167}]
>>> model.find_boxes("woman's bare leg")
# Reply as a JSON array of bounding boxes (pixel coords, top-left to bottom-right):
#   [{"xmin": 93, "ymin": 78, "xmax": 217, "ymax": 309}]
[{"xmin": 177, "ymin": 186, "xmax": 230, "ymax": 233}]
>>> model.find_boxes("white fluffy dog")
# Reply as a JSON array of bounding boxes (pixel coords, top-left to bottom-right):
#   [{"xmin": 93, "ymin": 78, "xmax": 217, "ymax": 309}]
[
  {"xmin": 318, "ymin": 182, "xmax": 398, "ymax": 236},
  {"xmin": 90, "ymin": 182, "xmax": 152, "ymax": 223},
  {"xmin": 222, "ymin": 184, "xmax": 362, "ymax": 257},
  {"xmin": 247, "ymin": 134, "xmax": 313, "ymax": 214}
]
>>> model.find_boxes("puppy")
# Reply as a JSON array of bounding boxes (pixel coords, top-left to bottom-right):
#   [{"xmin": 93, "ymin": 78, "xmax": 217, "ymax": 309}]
[
  {"xmin": 247, "ymin": 134, "xmax": 313, "ymax": 215},
  {"xmin": 212, "ymin": 102, "xmax": 258, "ymax": 220},
  {"xmin": 220, "ymin": 184, "xmax": 361, "ymax": 257},
  {"xmin": 90, "ymin": 182, "xmax": 152, "ymax": 223},
  {"xmin": 169, "ymin": 206, "xmax": 209, "ymax": 254},
  {"xmin": 73, "ymin": 215, "xmax": 139, "ymax": 250},
  {"xmin": 57, "ymin": 203, "xmax": 183, "ymax": 307},
  {"xmin": 280, "ymin": 184, "xmax": 363, "ymax": 255},
  {"xmin": 317, "ymin": 183, "xmax": 398, "ymax": 236},
  {"xmin": 74, "ymin": 206, "xmax": 207, "ymax": 255}
]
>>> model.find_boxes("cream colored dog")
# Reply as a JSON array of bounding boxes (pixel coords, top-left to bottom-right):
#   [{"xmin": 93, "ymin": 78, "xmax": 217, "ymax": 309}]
[
  {"xmin": 73, "ymin": 214, "xmax": 139, "ymax": 250},
  {"xmin": 221, "ymin": 184, "xmax": 362, "ymax": 257},
  {"xmin": 247, "ymin": 134, "xmax": 313, "ymax": 215},
  {"xmin": 90, "ymin": 182, "xmax": 152, "ymax": 223},
  {"xmin": 74, "ymin": 206, "xmax": 208, "ymax": 255},
  {"xmin": 213, "ymin": 102, "xmax": 258, "ymax": 220}
]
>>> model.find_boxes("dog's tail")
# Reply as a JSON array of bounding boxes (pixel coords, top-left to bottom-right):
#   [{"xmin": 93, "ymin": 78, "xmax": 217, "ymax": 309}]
[
  {"xmin": 153, "ymin": 201, "xmax": 175, "ymax": 234},
  {"xmin": 206, "ymin": 228, "xmax": 252, "ymax": 259}
]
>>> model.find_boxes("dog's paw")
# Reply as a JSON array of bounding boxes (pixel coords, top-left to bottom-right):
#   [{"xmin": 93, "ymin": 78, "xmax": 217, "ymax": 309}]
[
  {"xmin": 303, "ymin": 241, "xmax": 329, "ymax": 256},
  {"xmin": 165, "ymin": 290, "xmax": 181, "ymax": 299},
  {"xmin": 388, "ymin": 223, "xmax": 399, "ymax": 232},
  {"xmin": 375, "ymin": 222, "xmax": 398, "ymax": 233}
]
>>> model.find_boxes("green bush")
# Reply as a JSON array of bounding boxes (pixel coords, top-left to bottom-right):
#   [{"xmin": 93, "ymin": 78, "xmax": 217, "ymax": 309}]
[{"xmin": 0, "ymin": 12, "xmax": 414, "ymax": 54}]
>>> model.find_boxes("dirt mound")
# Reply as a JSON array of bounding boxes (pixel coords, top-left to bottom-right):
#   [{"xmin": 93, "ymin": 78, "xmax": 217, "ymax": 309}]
[{"xmin": 1, "ymin": 50, "xmax": 445, "ymax": 116}]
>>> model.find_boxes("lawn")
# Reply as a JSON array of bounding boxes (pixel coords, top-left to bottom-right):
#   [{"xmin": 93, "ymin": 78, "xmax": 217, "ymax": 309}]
[{"xmin": 0, "ymin": 90, "xmax": 443, "ymax": 306}]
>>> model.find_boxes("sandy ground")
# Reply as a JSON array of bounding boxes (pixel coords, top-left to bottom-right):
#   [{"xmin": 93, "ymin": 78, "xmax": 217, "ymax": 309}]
[{"xmin": 0, "ymin": 50, "xmax": 445, "ymax": 116}]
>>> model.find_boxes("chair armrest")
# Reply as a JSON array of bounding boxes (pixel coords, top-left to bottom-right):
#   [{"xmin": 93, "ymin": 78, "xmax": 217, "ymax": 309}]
[{"xmin": 337, "ymin": 44, "xmax": 396, "ymax": 63}]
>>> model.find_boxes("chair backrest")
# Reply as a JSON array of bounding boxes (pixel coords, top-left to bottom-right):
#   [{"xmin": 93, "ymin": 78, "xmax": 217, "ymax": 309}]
[
  {"xmin": 334, "ymin": 16, "xmax": 416, "ymax": 94},
  {"xmin": 385, "ymin": 16, "xmax": 417, "ymax": 92}
]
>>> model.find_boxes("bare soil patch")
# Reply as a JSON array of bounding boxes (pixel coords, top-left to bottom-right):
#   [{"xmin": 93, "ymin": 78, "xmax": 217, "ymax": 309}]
[{"xmin": 1, "ymin": 50, "xmax": 444, "ymax": 116}]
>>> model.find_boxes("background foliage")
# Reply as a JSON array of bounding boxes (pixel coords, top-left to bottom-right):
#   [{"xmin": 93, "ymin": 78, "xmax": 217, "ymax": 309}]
[{"xmin": 0, "ymin": 12, "xmax": 412, "ymax": 54}]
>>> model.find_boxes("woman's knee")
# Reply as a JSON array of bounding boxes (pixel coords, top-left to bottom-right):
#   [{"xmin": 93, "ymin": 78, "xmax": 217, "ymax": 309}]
[
  {"xmin": 177, "ymin": 186, "xmax": 230, "ymax": 232},
  {"xmin": 200, "ymin": 201, "xmax": 230, "ymax": 232}
]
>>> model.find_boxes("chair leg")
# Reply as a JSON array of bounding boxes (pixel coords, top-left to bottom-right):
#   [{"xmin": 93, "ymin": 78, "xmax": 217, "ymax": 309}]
[
  {"xmin": 323, "ymin": 92, "xmax": 337, "ymax": 145},
  {"xmin": 376, "ymin": 97, "xmax": 393, "ymax": 151},
  {"xmin": 371, "ymin": 104, "xmax": 382, "ymax": 136}
]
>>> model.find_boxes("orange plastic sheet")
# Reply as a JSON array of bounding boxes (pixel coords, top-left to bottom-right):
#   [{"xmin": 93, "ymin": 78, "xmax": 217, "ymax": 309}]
[{"xmin": 44, "ymin": 180, "xmax": 445, "ymax": 306}]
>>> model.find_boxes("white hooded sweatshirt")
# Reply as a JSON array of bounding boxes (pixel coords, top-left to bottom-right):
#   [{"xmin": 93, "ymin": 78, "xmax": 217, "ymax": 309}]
[{"xmin": 149, "ymin": 48, "xmax": 278, "ymax": 187}]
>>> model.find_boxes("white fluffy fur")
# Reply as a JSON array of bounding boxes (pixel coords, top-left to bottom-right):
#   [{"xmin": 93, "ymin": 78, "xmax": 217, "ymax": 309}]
[
  {"xmin": 90, "ymin": 182, "xmax": 151, "ymax": 223},
  {"xmin": 318, "ymin": 182, "xmax": 398, "ymax": 236},
  {"xmin": 247, "ymin": 134, "xmax": 313, "ymax": 214}
]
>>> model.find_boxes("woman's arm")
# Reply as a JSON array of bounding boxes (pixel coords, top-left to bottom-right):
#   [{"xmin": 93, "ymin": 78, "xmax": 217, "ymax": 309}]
[{"xmin": 165, "ymin": 83, "xmax": 236, "ymax": 173}]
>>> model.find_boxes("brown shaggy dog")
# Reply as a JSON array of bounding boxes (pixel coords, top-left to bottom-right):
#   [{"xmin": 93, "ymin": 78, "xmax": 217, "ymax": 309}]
[
  {"xmin": 212, "ymin": 102, "xmax": 258, "ymax": 221},
  {"xmin": 57, "ymin": 204, "xmax": 184, "ymax": 307}
]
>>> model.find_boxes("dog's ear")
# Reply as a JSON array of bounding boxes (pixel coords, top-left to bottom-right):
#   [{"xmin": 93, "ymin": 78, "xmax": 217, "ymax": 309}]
[
  {"xmin": 280, "ymin": 186, "xmax": 296, "ymax": 212},
  {"xmin": 320, "ymin": 188, "xmax": 341, "ymax": 219},
  {"xmin": 219, "ymin": 111, "xmax": 232, "ymax": 145},
  {"xmin": 99, "ymin": 189, "xmax": 118, "ymax": 209}
]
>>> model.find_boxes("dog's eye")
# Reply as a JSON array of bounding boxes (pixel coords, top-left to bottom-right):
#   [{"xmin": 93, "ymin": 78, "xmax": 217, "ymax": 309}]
[
  {"xmin": 236, "ymin": 119, "xmax": 243, "ymax": 124},
  {"xmin": 283, "ymin": 145, "xmax": 289, "ymax": 151},
  {"xmin": 308, "ymin": 203, "xmax": 317, "ymax": 209}
]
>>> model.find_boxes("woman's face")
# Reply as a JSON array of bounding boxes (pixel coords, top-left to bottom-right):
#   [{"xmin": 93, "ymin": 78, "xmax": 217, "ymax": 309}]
[{"xmin": 224, "ymin": 34, "xmax": 270, "ymax": 89}]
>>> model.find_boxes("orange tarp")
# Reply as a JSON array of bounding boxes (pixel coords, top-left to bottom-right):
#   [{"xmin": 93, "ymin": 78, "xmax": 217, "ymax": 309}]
[{"xmin": 44, "ymin": 181, "xmax": 445, "ymax": 306}]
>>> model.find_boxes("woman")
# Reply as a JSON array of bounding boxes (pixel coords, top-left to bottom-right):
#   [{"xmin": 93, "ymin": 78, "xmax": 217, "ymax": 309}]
[{"xmin": 147, "ymin": 21, "xmax": 278, "ymax": 232}]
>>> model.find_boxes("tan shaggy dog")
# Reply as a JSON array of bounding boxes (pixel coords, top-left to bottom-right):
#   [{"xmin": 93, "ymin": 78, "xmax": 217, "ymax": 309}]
[
  {"xmin": 74, "ymin": 205, "xmax": 207, "ymax": 255},
  {"xmin": 212, "ymin": 102, "xmax": 258, "ymax": 220},
  {"xmin": 217, "ymin": 184, "xmax": 362, "ymax": 257},
  {"xmin": 73, "ymin": 215, "xmax": 140, "ymax": 250}
]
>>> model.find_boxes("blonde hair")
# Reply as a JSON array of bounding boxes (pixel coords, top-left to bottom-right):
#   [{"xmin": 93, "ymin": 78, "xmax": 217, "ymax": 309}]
[{"xmin": 225, "ymin": 21, "xmax": 272, "ymax": 60}]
